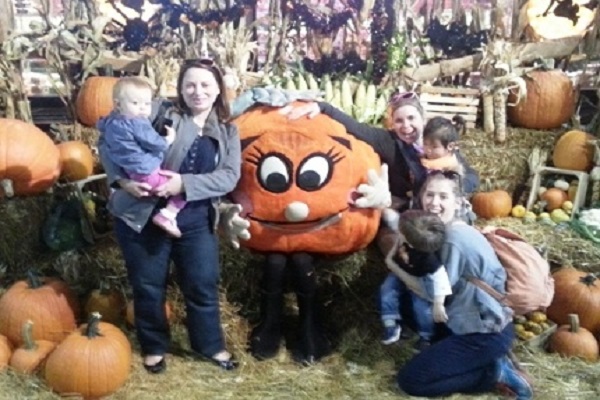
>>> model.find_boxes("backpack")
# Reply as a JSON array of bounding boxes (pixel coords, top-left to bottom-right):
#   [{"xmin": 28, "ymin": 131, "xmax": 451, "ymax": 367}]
[{"xmin": 468, "ymin": 227, "xmax": 555, "ymax": 316}]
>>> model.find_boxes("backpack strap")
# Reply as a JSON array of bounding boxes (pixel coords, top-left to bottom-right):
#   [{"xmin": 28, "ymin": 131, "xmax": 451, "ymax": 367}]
[{"xmin": 466, "ymin": 277, "xmax": 508, "ymax": 306}]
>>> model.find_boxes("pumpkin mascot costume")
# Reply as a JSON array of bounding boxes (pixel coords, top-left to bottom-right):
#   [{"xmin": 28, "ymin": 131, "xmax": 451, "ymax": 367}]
[{"xmin": 224, "ymin": 98, "xmax": 390, "ymax": 364}]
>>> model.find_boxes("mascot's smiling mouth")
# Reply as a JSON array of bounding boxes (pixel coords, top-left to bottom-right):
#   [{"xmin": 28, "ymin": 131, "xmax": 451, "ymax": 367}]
[{"xmin": 249, "ymin": 210, "xmax": 347, "ymax": 233}]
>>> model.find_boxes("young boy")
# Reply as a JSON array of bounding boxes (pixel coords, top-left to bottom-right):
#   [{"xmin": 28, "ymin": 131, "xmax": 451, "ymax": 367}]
[
  {"xmin": 97, "ymin": 76, "xmax": 184, "ymax": 237},
  {"xmin": 379, "ymin": 210, "xmax": 451, "ymax": 350}
]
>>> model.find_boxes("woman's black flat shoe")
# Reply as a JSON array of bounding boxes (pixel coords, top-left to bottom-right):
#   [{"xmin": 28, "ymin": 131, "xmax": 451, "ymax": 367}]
[
  {"xmin": 210, "ymin": 356, "xmax": 238, "ymax": 371},
  {"xmin": 143, "ymin": 357, "xmax": 166, "ymax": 374}
]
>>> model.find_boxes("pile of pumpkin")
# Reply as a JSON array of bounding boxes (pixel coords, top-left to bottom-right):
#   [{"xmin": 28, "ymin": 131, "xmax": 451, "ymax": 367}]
[
  {"xmin": 545, "ymin": 267, "xmax": 600, "ymax": 362},
  {"xmin": 0, "ymin": 272, "xmax": 128, "ymax": 397},
  {"xmin": 0, "ymin": 118, "xmax": 97, "ymax": 198},
  {"xmin": 0, "ymin": 271, "xmax": 174, "ymax": 398}
]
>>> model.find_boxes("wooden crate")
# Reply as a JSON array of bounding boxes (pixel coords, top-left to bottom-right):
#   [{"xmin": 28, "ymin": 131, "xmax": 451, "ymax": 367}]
[{"xmin": 418, "ymin": 86, "xmax": 481, "ymax": 129}]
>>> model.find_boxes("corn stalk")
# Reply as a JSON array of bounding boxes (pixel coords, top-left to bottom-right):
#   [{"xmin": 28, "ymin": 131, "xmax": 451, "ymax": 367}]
[{"xmin": 479, "ymin": 39, "xmax": 527, "ymax": 142}]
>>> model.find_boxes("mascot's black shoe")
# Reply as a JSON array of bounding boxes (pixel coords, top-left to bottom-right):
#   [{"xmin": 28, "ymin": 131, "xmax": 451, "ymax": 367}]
[
  {"xmin": 250, "ymin": 291, "xmax": 284, "ymax": 360},
  {"xmin": 295, "ymin": 292, "xmax": 332, "ymax": 365}
]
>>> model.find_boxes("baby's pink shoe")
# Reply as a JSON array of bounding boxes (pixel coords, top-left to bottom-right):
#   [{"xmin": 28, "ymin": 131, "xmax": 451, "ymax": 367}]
[{"xmin": 152, "ymin": 212, "xmax": 182, "ymax": 238}]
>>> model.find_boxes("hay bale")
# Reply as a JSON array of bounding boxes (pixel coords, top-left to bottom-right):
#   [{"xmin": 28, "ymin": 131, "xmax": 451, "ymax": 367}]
[
  {"xmin": 0, "ymin": 194, "xmax": 55, "ymax": 278},
  {"xmin": 461, "ymin": 126, "xmax": 560, "ymax": 195}
]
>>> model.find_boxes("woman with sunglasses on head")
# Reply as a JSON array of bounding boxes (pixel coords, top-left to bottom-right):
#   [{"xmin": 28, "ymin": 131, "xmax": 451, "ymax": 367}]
[
  {"xmin": 284, "ymin": 92, "xmax": 479, "ymax": 253},
  {"xmin": 98, "ymin": 58, "xmax": 241, "ymax": 374},
  {"xmin": 395, "ymin": 170, "xmax": 533, "ymax": 399}
]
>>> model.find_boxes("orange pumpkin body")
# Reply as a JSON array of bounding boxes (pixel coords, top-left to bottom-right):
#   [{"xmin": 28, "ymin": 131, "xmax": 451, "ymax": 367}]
[
  {"xmin": 232, "ymin": 103, "xmax": 381, "ymax": 254},
  {"xmin": 540, "ymin": 188, "xmax": 568, "ymax": 211},
  {"xmin": 546, "ymin": 268, "xmax": 600, "ymax": 336},
  {"xmin": 507, "ymin": 70, "xmax": 576, "ymax": 130},
  {"xmin": 0, "ymin": 276, "xmax": 80, "ymax": 345},
  {"xmin": 548, "ymin": 314, "xmax": 599, "ymax": 362},
  {"xmin": 57, "ymin": 140, "xmax": 95, "ymax": 181},
  {"xmin": 9, "ymin": 321, "xmax": 57, "ymax": 374},
  {"xmin": 0, "ymin": 118, "xmax": 61, "ymax": 197},
  {"xmin": 85, "ymin": 288, "xmax": 127, "ymax": 326},
  {"xmin": 76, "ymin": 76, "xmax": 119, "ymax": 127},
  {"xmin": 552, "ymin": 130, "xmax": 595, "ymax": 172},
  {"xmin": 0, "ymin": 334, "xmax": 11, "ymax": 371},
  {"xmin": 44, "ymin": 314, "xmax": 132, "ymax": 399},
  {"xmin": 471, "ymin": 190, "xmax": 513, "ymax": 219}
]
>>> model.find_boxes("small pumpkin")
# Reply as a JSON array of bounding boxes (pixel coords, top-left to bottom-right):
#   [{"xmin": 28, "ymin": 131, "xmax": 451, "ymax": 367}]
[
  {"xmin": 548, "ymin": 314, "xmax": 599, "ymax": 362},
  {"xmin": 511, "ymin": 205, "xmax": 527, "ymax": 218},
  {"xmin": 9, "ymin": 320, "xmax": 57, "ymax": 374},
  {"xmin": 507, "ymin": 70, "xmax": 576, "ymax": 130},
  {"xmin": 57, "ymin": 141, "xmax": 95, "ymax": 181},
  {"xmin": 552, "ymin": 130, "xmax": 595, "ymax": 172},
  {"xmin": 0, "ymin": 334, "xmax": 12, "ymax": 371},
  {"xmin": 125, "ymin": 299, "xmax": 173, "ymax": 327},
  {"xmin": 76, "ymin": 76, "xmax": 119, "ymax": 127},
  {"xmin": 540, "ymin": 188, "xmax": 568, "ymax": 211},
  {"xmin": 546, "ymin": 268, "xmax": 600, "ymax": 336},
  {"xmin": 471, "ymin": 190, "xmax": 513, "ymax": 219},
  {"xmin": 0, "ymin": 271, "xmax": 80, "ymax": 345},
  {"xmin": 0, "ymin": 118, "xmax": 61, "ymax": 197},
  {"xmin": 84, "ymin": 282, "xmax": 127, "ymax": 326},
  {"xmin": 44, "ymin": 312, "xmax": 132, "ymax": 399}
]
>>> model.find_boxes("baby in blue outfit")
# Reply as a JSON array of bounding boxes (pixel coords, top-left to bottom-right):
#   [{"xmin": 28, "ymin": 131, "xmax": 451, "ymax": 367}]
[{"xmin": 97, "ymin": 76, "xmax": 184, "ymax": 237}]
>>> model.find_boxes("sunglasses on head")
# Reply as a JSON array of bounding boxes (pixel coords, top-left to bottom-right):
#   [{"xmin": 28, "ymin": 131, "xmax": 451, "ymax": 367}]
[
  {"xmin": 183, "ymin": 57, "xmax": 215, "ymax": 67},
  {"xmin": 389, "ymin": 91, "xmax": 419, "ymax": 105},
  {"xmin": 427, "ymin": 169, "xmax": 461, "ymax": 178}
]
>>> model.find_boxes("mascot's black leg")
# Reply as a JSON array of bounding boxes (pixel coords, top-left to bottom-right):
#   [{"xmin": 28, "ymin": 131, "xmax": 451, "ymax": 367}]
[
  {"xmin": 290, "ymin": 252, "xmax": 331, "ymax": 365},
  {"xmin": 250, "ymin": 253, "xmax": 287, "ymax": 360}
]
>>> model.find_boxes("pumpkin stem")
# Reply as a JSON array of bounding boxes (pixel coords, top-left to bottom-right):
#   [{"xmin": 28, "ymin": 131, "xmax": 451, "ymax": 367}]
[
  {"xmin": 567, "ymin": 314, "xmax": 580, "ymax": 333},
  {"xmin": 26, "ymin": 270, "xmax": 43, "ymax": 289},
  {"xmin": 0, "ymin": 179, "xmax": 14, "ymax": 197},
  {"xmin": 22, "ymin": 320, "xmax": 38, "ymax": 351},
  {"xmin": 85, "ymin": 312, "xmax": 103, "ymax": 339},
  {"xmin": 99, "ymin": 280, "xmax": 109, "ymax": 295},
  {"xmin": 579, "ymin": 274, "xmax": 598, "ymax": 286}
]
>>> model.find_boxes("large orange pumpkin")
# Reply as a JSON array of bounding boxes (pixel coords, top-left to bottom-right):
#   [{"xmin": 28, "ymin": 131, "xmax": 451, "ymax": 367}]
[
  {"xmin": 57, "ymin": 140, "xmax": 95, "ymax": 181},
  {"xmin": 546, "ymin": 267, "xmax": 600, "ymax": 336},
  {"xmin": 0, "ymin": 272, "xmax": 80, "ymax": 346},
  {"xmin": 0, "ymin": 118, "xmax": 61, "ymax": 197},
  {"xmin": 44, "ymin": 313, "xmax": 132, "ymax": 399},
  {"xmin": 232, "ymin": 103, "xmax": 382, "ymax": 254},
  {"xmin": 507, "ymin": 70, "xmax": 576, "ymax": 130},
  {"xmin": 76, "ymin": 76, "xmax": 119, "ymax": 127},
  {"xmin": 552, "ymin": 130, "xmax": 595, "ymax": 172}
]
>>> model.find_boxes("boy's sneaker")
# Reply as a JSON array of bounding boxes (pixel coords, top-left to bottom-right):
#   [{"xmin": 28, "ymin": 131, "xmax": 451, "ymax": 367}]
[
  {"xmin": 381, "ymin": 325, "xmax": 402, "ymax": 345},
  {"xmin": 495, "ymin": 355, "xmax": 533, "ymax": 400}
]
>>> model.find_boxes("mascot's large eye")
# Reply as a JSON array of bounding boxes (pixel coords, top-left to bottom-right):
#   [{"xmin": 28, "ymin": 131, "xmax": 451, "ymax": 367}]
[
  {"xmin": 296, "ymin": 154, "xmax": 334, "ymax": 192},
  {"xmin": 257, "ymin": 153, "xmax": 293, "ymax": 193}
]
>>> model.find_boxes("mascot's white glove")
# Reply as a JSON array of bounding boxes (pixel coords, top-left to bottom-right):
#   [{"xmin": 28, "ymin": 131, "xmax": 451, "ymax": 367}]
[
  {"xmin": 218, "ymin": 202, "xmax": 251, "ymax": 249},
  {"xmin": 354, "ymin": 164, "xmax": 392, "ymax": 209},
  {"xmin": 432, "ymin": 300, "xmax": 448, "ymax": 323}
]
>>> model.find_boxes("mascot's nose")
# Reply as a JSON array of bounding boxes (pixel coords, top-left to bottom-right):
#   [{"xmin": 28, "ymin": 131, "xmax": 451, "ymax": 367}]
[{"xmin": 284, "ymin": 202, "xmax": 309, "ymax": 222}]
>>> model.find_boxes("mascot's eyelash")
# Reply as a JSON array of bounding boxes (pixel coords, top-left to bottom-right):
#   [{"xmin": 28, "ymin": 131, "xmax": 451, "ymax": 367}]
[
  {"xmin": 327, "ymin": 147, "xmax": 344, "ymax": 164},
  {"xmin": 246, "ymin": 147, "xmax": 265, "ymax": 165}
]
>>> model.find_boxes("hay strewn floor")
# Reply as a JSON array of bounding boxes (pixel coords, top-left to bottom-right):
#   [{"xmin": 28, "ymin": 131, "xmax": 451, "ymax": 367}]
[{"xmin": 3, "ymin": 126, "xmax": 600, "ymax": 399}]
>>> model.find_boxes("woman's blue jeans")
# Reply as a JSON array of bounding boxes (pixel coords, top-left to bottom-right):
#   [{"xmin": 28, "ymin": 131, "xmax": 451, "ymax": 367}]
[
  {"xmin": 379, "ymin": 273, "xmax": 435, "ymax": 340},
  {"xmin": 397, "ymin": 323, "xmax": 515, "ymax": 396},
  {"xmin": 114, "ymin": 217, "xmax": 224, "ymax": 358}
]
